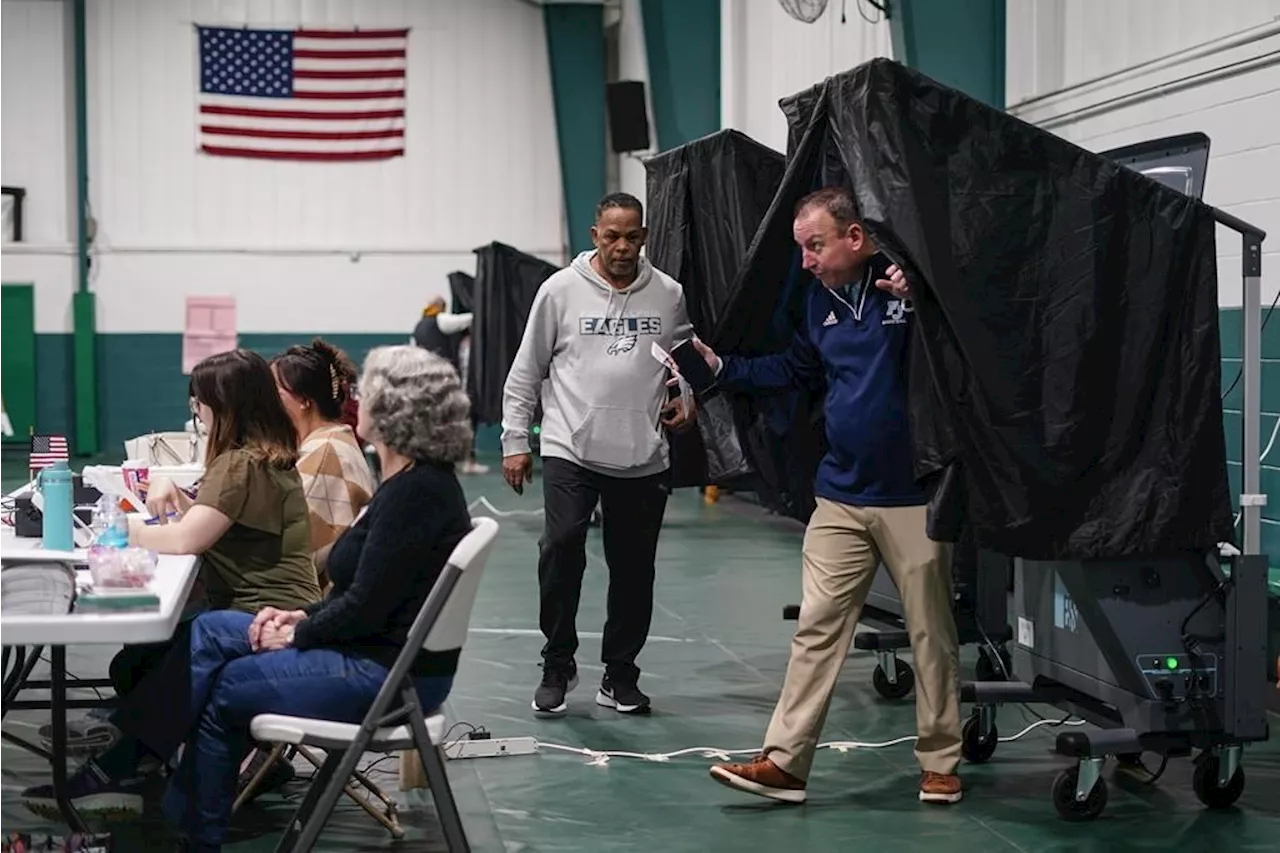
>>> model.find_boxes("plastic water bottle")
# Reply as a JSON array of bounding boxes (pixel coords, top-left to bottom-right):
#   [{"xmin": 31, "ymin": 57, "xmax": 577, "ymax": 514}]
[
  {"xmin": 92, "ymin": 496, "xmax": 129, "ymax": 549},
  {"xmin": 38, "ymin": 460, "xmax": 75, "ymax": 552}
]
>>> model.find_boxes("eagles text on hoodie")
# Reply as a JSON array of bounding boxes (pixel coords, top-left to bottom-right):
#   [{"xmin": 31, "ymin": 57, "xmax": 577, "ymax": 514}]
[{"xmin": 500, "ymin": 251, "xmax": 693, "ymax": 478}]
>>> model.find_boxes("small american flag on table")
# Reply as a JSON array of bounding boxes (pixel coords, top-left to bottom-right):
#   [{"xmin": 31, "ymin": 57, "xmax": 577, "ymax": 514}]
[
  {"xmin": 29, "ymin": 434, "xmax": 69, "ymax": 479},
  {"xmin": 196, "ymin": 25, "xmax": 408, "ymax": 162}
]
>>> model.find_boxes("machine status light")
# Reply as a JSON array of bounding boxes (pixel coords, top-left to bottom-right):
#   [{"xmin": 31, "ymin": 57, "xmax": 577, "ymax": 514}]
[{"xmin": 1166, "ymin": 657, "xmax": 1179, "ymax": 670}]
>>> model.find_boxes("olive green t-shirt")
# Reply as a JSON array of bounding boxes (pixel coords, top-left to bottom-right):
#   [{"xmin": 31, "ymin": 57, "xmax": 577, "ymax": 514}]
[{"xmin": 196, "ymin": 448, "xmax": 321, "ymax": 613}]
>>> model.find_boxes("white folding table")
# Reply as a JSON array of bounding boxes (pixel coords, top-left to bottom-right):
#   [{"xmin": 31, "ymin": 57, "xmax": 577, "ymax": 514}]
[{"xmin": 1, "ymin": 523, "xmax": 200, "ymax": 831}]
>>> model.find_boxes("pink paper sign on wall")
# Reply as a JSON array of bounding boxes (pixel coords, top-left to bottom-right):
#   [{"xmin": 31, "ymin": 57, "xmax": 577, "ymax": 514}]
[{"xmin": 182, "ymin": 296, "xmax": 238, "ymax": 374}]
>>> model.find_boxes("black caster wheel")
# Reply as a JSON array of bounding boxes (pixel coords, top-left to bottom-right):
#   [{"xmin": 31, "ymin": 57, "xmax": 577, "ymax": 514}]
[
  {"xmin": 975, "ymin": 646, "xmax": 1013, "ymax": 681},
  {"xmin": 872, "ymin": 659, "xmax": 914, "ymax": 699},
  {"xmin": 1192, "ymin": 758, "xmax": 1245, "ymax": 810},
  {"xmin": 961, "ymin": 715, "xmax": 998, "ymax": 764},
  {"xmin": 1052, "ymin": 767, "xmax": 1108, "ymax": 822}
]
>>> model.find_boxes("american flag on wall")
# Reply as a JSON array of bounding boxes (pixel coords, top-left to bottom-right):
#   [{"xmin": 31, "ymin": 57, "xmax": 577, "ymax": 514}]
[
  {"xmin": 29, "ymin": 434, "xmax": 69, "ymax": 478},
  {"xmin": 196, "ymin": 26, "xmax": 408, "ymax": 162}
]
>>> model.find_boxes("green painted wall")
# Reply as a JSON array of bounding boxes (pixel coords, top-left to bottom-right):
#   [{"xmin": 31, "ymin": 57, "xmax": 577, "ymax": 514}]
[
  {"xmin": 1219, "ymin": 307, "xmax": 1280, "ymax": 563},
  {"xmin": 543, "ymin": 3, "xmax": 607, "ymax": 255},
  {"xmin": 28, "ymin": 333, "xmax": 407, "ymax": 456},
  {"xmin": 640, "ymin": 0, "xmax": 720, "ymax": 152},
  {"xmin": 890, "ymin": 0, "xmax": 1006, "ymax": 108},
  {"xmin": 1, "ymin": 284, "xmax": 38, "ymax": 444}
]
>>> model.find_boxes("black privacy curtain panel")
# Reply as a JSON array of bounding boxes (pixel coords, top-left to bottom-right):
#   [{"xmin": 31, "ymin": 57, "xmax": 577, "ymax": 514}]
[
  {"xmin": 645, "ymin": 128, "xmax": 787, "ymax": 488},
  {"xmin": 448, "ymin": 270, "xmax": 475, "ymax": 314},
  {"xmin": 716, "ymin": 58, "xmax": 1233, "ymax": 560},
  {"xmin": 469, "ymin": 242, "xmax": 559, "ymax": 425}
]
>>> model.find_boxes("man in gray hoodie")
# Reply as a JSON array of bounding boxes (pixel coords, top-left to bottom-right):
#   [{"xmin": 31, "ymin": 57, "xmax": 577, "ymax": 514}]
[{"xmin": 501, "ymin": 192, "xmax": 694, "ymax": 718}]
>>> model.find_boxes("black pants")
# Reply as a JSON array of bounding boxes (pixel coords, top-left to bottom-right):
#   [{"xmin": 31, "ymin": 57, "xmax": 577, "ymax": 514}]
[
  {"xmin": 538, "ymin": 457, "xmax": 669, "ymax": 685},
  {"xmin": 108, "ymin": 619, "xmax": 198, "ymax": 760}
]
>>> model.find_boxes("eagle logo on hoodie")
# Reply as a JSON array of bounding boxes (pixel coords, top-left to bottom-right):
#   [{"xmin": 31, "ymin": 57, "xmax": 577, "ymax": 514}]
[{"xmin": 607, "ymin": 335, "xmax": 639, "ymax": 356}]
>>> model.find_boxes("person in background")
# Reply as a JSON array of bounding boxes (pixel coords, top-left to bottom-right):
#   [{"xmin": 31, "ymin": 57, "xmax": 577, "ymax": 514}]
[
  {"xmin": 696, "ymin": 187, "xmax": 964, "ymax": 806},
  {"xmin": 414, "ymin": 296, "xmax": 486, "ymax": 474},
  {"xmin": 412, "ymin": 296, "xmax": 473, "ymax": 368},
  {"xmin": 22, "ymin": 350, "xmax": 321, "ymax": 820},
  {"xmin": 501, "ymin": 191, "xmax": 694, "ymax": 718},
  {"xmin": 156, "ymin": 345, "xmax": 473, "ymax": 853},
  {"xmin": 271, "ymin": 338, "xmax": 377, "ymax": 589}
]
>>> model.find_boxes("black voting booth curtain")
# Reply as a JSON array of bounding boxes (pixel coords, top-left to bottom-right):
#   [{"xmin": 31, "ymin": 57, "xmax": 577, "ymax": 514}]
[
  {"xmin": 644, "ymin": 129, "xmax": 787, "ymax": 488},
  {"xmin": 468, "ymin": 242, "xmax": 559, "ymax": 426},
  {"xmin": 716, "ymin": 58, "xmax": 1233, "ymax": 560},
  {"xmin": 448, "ymin": 271, "xmax": 475, "ymax": 314},
  {"xmin": 645, "ymin": 129, "xmax": 787, "ymax": 335}
]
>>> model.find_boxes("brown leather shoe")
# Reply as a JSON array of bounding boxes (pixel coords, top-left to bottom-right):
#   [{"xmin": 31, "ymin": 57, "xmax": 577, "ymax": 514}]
[
  {"xmin": 710, "ymin": 755, "xmax": 806, "ymax": 803},
  {"xmin": 919, "ymin": 771, "xmax": 962, "ymax": 804}
]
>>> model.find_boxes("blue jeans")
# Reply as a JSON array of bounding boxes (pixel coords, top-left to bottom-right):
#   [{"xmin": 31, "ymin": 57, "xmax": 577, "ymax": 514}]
[{"xmin": 161, "ymin": 610, "xmax": 454, "ymax": 845}]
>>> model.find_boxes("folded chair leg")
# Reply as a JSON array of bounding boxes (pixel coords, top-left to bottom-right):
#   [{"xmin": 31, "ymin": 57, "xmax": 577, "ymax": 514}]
[
  {"xmin": 233, "ymin": 744, "xmax": 288, "ymax": 814},
  {"xmin": 407, "ymin": 702, "xmax": 469, "ymax": 853},
  {"xmin": 274, "ymin": 751, "xmax": 344, "ymax": 853},
  {"xmin": 295, "ymin": 745, "xmax": 403, "ymax": 838},
  {"xmin": 290, "ymin": 736, "xmax": 385, "ymax": 853}
]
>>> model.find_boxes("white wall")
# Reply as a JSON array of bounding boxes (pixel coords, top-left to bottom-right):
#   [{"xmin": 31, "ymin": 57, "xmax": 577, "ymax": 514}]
[
  {"xmin": 2, "ymin": 0, "xmax": 565, "ymax": 334},
  {"xmin": 1008, "ymin": 0, "xmax": 1280, "ymax": 308},
  {"xmin": 720, "ymin": 0, "xmax": 892, "ymax": 154},
  {"xmin": 0, "ymin": 0, "xmax": 77, "ymax": 333}
]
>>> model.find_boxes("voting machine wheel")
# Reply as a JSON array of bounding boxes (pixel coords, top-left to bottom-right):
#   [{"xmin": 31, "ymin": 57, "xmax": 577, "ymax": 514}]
[
  {"xmin": 1052, "ymin": 766, "xmax": 1108, "ymax": 822},
  {"xmin": 961, "ymin": 714, "xmax": 998, "ymax": 764},
  {"xmin": 1192, "ymin": 758, "xmax": 1245, "ymax": 810},
  {"xmin": 872, "ymin": 658, "xmax": 914, "ymax": 700}
]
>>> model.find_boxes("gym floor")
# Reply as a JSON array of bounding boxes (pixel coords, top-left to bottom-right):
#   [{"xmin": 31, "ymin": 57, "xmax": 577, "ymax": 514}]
[{"xmin": 2, "ymin": 453, "xmax": 1278, "ymax": 851}]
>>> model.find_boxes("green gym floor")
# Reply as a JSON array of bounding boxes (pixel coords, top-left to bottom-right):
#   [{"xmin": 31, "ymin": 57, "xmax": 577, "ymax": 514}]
[{"xmin": 2, "ymin": 452, "xmax": 1278, "ymax": 851}]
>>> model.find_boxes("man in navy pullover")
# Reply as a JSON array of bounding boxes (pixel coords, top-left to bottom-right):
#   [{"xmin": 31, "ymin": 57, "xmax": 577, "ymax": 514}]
[{"xmin": 698, "ymin": 187, "xmax": 963, "ymax": 805}]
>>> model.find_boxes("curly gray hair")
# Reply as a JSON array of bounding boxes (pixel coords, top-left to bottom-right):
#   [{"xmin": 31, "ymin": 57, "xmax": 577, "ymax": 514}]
[{"xmin": 359, "ymin": 345, "xmax": 473, "ymax": 464}]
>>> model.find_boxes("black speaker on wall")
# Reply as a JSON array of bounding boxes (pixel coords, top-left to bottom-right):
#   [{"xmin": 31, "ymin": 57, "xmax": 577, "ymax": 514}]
[{"xmin": 606, "ymin": 80, "xmax": 650, "ymax": 154}]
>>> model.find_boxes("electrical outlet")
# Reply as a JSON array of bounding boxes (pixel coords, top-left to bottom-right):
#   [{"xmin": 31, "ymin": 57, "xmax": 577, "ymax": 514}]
[{"xmin": 443, "ymin": 736, "xmax": 538, "ymax": 760}]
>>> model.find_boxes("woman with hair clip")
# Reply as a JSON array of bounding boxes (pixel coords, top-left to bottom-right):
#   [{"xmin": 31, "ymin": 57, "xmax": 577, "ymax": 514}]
[
  {"xmin": 232, "ymin": 339, "xmax": 378, "ymax": 803},
  {"xmin": 21, "ymin": 349, "xmax": 322, "ymax": 821},
  {"xmin": 271, "ymin": 338, "xmax": 376, "ymax": 590}
]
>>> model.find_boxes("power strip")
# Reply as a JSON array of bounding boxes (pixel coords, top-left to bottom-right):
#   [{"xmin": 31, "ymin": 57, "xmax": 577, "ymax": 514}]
[{"xmin": 443, "ymin": 736, "xmax": 539, "ymax": 760}]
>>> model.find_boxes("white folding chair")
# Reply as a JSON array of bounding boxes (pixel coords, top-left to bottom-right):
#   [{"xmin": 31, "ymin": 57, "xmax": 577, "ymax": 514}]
[{"xmin": 250, "ymin": 516, "xmax": 499, "ymax": 853}]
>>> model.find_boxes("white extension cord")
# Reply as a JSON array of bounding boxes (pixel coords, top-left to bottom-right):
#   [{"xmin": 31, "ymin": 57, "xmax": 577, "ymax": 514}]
[{"xmin": 524, "ymin": 717, "xmax": 1085, "ymax": 767}]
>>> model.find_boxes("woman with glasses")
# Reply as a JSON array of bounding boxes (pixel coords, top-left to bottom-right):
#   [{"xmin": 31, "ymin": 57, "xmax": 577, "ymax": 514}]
[{"xmin": 22, "ymin": 349, "xmax": 322, "ymax": 821}]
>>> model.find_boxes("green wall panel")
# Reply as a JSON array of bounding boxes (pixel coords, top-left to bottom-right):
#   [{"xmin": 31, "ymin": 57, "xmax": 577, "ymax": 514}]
[
  {"xmin": 890, "ymin": 0, "xmax": 1005, "ymax": 108},
  {"xmin": 1, "ymin": 284, "xmax": 38, "ymax": 445},
  {"xmin": 640, "ymin": 0, "xmax": 720, "ymax": 152},
  {"xmin": 543, "ymin": 3, "xmax": 607, "ymax": 256}
]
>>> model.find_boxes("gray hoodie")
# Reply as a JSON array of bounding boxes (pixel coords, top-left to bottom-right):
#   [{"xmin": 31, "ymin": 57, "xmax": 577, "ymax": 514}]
[{"xmin": 500, "ymin": 250, "xmax": 693, "ymax": 477}]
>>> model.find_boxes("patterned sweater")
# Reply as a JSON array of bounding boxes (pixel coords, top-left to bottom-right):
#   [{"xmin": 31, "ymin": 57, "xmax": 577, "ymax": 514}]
[{"xmin": 296, "ymin": 424, "xmax": 377, "ymax": 588}]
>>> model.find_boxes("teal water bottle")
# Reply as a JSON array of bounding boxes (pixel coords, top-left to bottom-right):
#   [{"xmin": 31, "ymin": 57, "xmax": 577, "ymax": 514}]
[{"xmin": 39, "ymin": 460, "xmax": 75, "ymax": 552}]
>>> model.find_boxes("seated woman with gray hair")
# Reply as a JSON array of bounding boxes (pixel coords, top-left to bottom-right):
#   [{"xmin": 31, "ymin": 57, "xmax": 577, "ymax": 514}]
[{"xmin": 141, "ymin": 346, "xmax": 474, "ymax": 853}]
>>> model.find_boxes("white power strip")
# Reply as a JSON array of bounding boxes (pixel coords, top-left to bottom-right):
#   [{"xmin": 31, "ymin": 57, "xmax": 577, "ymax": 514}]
[{"xmin": 443, "ymin": 736, "xmax": 539, "ymax": 760}]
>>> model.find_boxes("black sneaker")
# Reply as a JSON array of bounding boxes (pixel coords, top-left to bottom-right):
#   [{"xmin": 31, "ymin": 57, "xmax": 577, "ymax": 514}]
[
  {"xmin": 21, "ymin": 759, "xmax": 144, "ymax": 821},
  {"xmin": 532, "ymin": 663, "xmax": 578, "ymax": 717},
  {"xmin": 596, "ymin": 678, "xmax": 651, "ymax": 714}
]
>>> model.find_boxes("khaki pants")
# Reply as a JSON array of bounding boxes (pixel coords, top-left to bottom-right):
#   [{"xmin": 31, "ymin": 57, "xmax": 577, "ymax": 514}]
[{"xmin": 763, "ymin": 498, "xmax": 962, "ymax": 779}]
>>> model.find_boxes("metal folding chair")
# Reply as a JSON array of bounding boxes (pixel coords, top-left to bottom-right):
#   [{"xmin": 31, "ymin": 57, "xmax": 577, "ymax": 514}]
[{"xmin": 250, "ymin": 516, "xmax": 499, "ymax": 853}]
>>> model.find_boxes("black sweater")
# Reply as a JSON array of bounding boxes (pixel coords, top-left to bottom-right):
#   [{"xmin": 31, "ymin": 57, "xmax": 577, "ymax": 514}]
[{"xmin": 292, "ymin": 460, "xmax": 472, "ymax": 677}]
